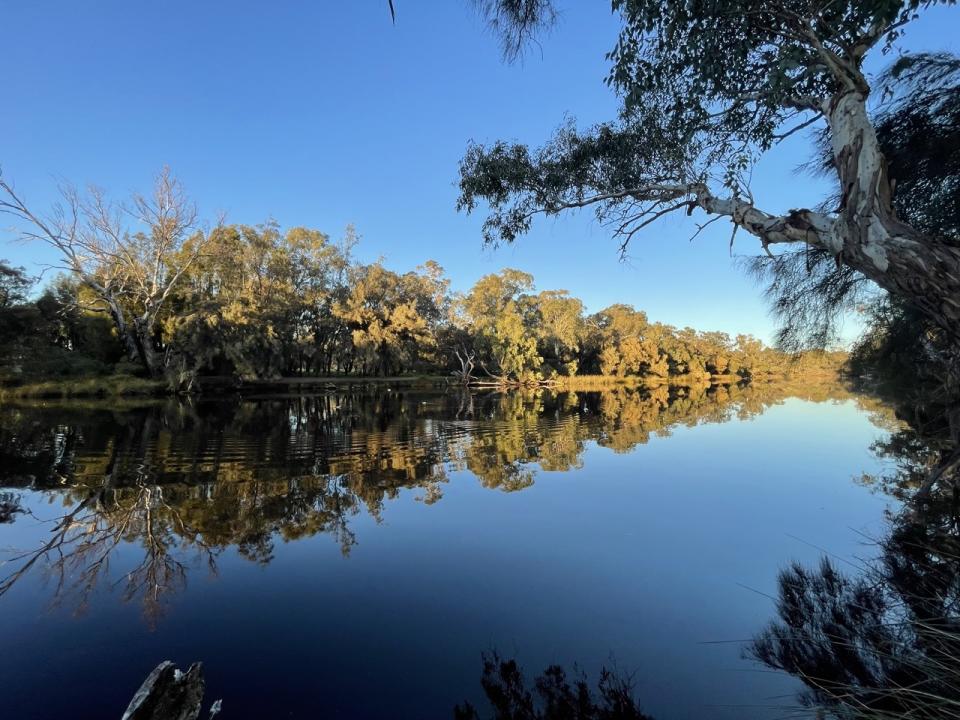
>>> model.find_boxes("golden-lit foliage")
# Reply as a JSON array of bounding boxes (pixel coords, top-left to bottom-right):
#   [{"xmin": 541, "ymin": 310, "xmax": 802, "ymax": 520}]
[{"xmin": 3, "ymin": 220, "xmax": 842, "ymax": 389}]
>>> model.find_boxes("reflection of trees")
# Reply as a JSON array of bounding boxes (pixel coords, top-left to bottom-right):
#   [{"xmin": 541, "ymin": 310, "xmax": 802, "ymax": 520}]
[
  {"xmin": 0, "ymin": 488, "xmax": 192, "ymax": 627},
  {"xmin": 0, "ymin": 381, "xmax": 874, "ymax": 622},
  {"xmin": 454, "ymin": 652, "xmax": 652, "ymax": 720},
  {"xmin": 751, "ymin": 415, "xmax": 960, "ymax": 719}
]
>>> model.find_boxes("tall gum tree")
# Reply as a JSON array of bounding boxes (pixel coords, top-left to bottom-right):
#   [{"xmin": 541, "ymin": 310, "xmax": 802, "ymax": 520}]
[
  {"xmin": 457, "ymin": 0, "xmax": 960, "ymax": 341},
  {"xmin": 0, "ymin": 168, "xmax": 213, "ymax": 377}
]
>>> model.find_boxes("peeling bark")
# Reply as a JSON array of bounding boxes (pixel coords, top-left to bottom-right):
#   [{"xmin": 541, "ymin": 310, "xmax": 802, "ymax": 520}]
[
  {"xmin": 631, "ymin": 90, "xmax": 960, "ymax": 341},
  {"xmin": 824, "ymin": 90, "xmax": 960, "ymax": 337}
]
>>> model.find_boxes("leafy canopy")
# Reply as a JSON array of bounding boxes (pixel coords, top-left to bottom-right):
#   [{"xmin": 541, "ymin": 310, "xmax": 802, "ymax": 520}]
[{"xmin": 458, "ymin": 1, "xmax": 953, "ymax": 247}]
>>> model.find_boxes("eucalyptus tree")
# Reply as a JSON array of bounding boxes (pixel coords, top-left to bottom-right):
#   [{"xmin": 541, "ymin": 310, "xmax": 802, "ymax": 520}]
[
  {"xmin": 457, "ymin": 1, "xmax": 960, "ymax": 342},
  {"xmin": 536, "ymin": 289, "xmax": 585, "ymax": 374},
  {"xmin": 0, "ymin": 168, "xmax": 214, "ymax": 377},
  {"xmin": 461, "ymin": 268, "xmax": 543, "ymax": 382},
  {"xmin": 333, "ymin": 261, "xmax": 441, "ymax": 376},
  {"xmin": 592, "ymin": 304, "xmax": 666, "ymax": 377}
]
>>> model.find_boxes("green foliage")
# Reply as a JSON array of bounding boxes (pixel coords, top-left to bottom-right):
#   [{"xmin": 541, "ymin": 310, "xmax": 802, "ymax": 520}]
[
  {"xmin": 877, "ymin": 52, "xmax": 960, "ymax": 242},
  {"xmin": 457, "ymin": 120, "xmax": 679, "ymax": 247},
  {"xmin": 606, "ymin": 0, "xmax": 928, "ymax": 148},
  {"xmin": 163, "ymin": 223, "xmax": 354, "ymax": 380},
  {"xmin": 0, "ymin": 262, "xmax": 35, "ymax": 367},
  {"xmin": 459, "ymin": 1, "xmax": 953, "ymax": 246},
  {"xmin": 0, "ymin": 269, "xmax": 124, "ymax": 381},
  {"xmin": 333, "ymin": 261, "xmax": 446, "ymax": 376},
  {"xmin": 536, "ymin": 290, "xmax": 585, "ymax": 375},
  {"xmin": 0, "ymin": 261, "xmax": 31, "ymax": 309}
]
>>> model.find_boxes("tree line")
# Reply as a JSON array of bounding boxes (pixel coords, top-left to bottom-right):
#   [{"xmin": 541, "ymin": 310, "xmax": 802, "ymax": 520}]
[{"xmin": 0, "ymin": 191, "xmax": 839, "ymax": 390}]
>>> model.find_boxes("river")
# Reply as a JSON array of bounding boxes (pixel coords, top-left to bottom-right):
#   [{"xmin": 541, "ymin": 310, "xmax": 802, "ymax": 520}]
[{"xmin": 0, "ymin": 382, "xmax": 902, "ymax": 719}]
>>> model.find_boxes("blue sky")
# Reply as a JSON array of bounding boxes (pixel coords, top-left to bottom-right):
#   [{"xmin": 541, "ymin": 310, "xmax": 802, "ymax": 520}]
[{"xmin": 1, "ymin": 2, "xmax": 956, "ymax": 344}]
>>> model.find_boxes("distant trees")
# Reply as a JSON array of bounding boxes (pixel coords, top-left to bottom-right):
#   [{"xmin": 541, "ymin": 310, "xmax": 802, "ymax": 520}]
[
  {"xmin": 162, "ymin": 223, "xmax": 353, "ymax": 383},
  {"xmin": 0, "ymin": 254, "xmax": 835, "ymax": 389},
  {"xmin": 537, "ymin": 290, "xmax": 585, "ymax": 375},
  {"xmin": 593, "ymin": 305, "xmax": 665, "ymax": 378},
  {"xmin": 0, "ymin": 261, "xmax": 30, "ymax": 310},
  {"xmin": 0, "ymin": 262, "xmax": 34, "ymax": 370},
  {"xmin": 334, "ymin": 261, "xmax": 447, "ymax": 376},
  {"xmin": 0, "ymin": 170, "xmax": 837, "ymax": 388},
  {"xmin": 0, "ymin": 264, "xmax": 120, "ymax": 378}
]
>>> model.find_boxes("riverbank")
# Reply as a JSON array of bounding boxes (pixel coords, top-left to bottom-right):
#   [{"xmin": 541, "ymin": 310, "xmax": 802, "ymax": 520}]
[
  {"xmin": 0, "ymin": 373, "xmax": 457, "ymax": 401},
  {"xmin": 0, "ymin": 368, "xmax": 843, "ymax": 401}
]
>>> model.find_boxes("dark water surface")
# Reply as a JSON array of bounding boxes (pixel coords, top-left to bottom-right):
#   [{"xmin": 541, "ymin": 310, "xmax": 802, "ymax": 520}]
[{"xmin": 0, "ymin": 384, "xmax": 899, "ymax": 719}]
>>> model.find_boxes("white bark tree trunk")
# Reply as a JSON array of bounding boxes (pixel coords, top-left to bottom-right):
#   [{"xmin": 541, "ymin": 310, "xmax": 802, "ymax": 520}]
[{"xmin": 825, "ymin": 90, "xmax": 960, "ymax": 337}]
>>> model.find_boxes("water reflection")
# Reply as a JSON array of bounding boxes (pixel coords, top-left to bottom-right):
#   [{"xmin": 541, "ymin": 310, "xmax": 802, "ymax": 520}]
[
  {"xmin": 750, "ymin": 405, "xmax": 960, "ymax": 719},
  {"xmin": 0, "ymin": 382, "xmax": 886, "ymax": 625}
]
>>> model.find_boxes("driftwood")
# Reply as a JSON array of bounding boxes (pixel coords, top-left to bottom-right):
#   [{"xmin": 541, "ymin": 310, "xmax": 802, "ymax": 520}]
[{"xmin": 122, "ymin": 661, "xmax": 221, "ymax": 720}]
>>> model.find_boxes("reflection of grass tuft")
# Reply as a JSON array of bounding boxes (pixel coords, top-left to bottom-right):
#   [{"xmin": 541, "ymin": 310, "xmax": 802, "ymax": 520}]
[{"xmin": 551, "ymin": 374, "xmax": 670, "ymax": 390}]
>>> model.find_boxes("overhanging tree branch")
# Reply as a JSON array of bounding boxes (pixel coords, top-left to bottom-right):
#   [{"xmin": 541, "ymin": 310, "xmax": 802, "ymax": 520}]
[{"xmin": 458, "ymin": 1, "xmax": 960, "ymax": 341}]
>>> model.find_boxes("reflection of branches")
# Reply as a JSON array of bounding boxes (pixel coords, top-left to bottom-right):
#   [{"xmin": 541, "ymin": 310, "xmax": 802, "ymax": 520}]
[
  {"xmin": 456, "ymin": 389, "xmax": 476, "ymax": 419},
  {"xmin": 750, "ymin": 534, "xmax": 960, "ymax": 718},
  {"xmin": 455, "ymin": 652, "xmax": 652, "ymax": 720},
  {"xmin": 0, "ymin": 485, "xmax": 219, "ymax": 627},
  {"xmin": 0, "ymin": 495, "xmax": 94, "ymax": 597}
]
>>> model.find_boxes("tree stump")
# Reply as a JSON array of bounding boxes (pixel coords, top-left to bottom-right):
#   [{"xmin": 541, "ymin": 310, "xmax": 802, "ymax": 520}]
[{"xmin": 121, "ymin": 661, "xmax": 217, "ymax": 720}]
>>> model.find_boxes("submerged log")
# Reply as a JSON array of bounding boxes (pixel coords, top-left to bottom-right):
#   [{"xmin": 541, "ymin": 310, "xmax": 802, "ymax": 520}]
[{"xmin": 122, "ymin": 661, "xmax": 220, "ymax": 720}]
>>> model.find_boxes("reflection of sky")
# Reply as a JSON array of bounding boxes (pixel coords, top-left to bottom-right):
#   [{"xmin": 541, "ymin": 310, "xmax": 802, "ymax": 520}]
[
  {"xmin": 0, "ymin": 397, "xmax": 895, "ymax": 719},
  {"xmin": 1, "ymin": 4, "xmax": 956, "ymax": 343}
]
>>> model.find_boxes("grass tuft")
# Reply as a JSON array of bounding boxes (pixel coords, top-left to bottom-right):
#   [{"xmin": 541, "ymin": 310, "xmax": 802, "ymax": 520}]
[{"xmin": 0, "ymin": 376, "xmax": 165, "ymax": 400}]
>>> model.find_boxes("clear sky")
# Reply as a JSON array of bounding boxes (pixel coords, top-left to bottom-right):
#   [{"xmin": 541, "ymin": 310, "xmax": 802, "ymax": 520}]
[{"xmin": 1, "ymin": 2, "xmax": 955, "ymax": 344}]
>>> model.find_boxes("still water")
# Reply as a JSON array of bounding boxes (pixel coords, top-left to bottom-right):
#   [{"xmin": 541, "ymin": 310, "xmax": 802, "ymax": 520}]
[{"xmin": 0, "ymin": 383, "xmax": 899, "ymax": 719}]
